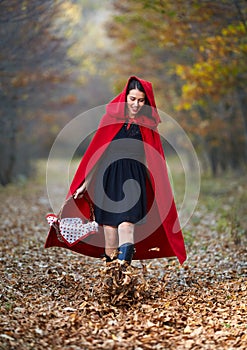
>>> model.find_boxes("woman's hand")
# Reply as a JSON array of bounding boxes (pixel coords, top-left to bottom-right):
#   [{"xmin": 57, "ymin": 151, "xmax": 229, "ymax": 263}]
[{"xmin": 73, "ymin": 183, "xmax": 86, "ymax": 199}]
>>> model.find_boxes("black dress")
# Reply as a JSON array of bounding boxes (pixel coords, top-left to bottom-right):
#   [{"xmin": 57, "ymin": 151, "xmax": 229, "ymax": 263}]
[{"xmin": 94, "ymin": 123, "xmax": 147, "ymax": 226}]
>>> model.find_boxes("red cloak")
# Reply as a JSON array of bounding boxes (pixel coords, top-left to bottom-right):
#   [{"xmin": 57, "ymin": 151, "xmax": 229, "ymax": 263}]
[{"xmin": 45, "ymin": 76, "xmax": 187, "ymax": 264}]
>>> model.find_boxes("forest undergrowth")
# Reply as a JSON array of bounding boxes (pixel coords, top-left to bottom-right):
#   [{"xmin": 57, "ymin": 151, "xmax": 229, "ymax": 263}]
[{"xmin": 0, "ymin": 161, "xmax": 246, "ymax": 349}]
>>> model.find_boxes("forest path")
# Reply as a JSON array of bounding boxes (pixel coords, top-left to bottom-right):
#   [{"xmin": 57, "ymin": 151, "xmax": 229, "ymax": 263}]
[{"xmin": 0, "ymin": 168, "xmax": 246, "ymax": 349}]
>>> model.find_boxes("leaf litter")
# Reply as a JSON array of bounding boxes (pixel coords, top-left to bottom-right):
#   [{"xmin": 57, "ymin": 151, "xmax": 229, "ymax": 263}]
[{"xmin": 0, "ymin": 178, "xmax": 246, "ymax": 349}]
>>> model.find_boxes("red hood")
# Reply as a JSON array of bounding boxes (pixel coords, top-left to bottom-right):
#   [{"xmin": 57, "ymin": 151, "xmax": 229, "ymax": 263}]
[{"xmin": 105, "ymin": 76, "xmax": 161, "ymax": 129}]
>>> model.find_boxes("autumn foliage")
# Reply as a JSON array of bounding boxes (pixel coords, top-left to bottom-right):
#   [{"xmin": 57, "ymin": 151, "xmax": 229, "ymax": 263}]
[
  {"xmin": 105, "ymin": 0, "xmax": 247, "ymax": 175},
  {"xmin": 0, "ymin": 0, "xmax": 112, "ymax": 186}
]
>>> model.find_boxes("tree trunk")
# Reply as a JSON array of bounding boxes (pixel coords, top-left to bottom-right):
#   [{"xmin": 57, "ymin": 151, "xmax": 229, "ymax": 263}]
[
  {"xmin": 0, "ymin": 110, "xmax": 17, "ymax": 186},
  {"xmin": 236, "ymin": 86, "xmax": 247, "ymax": 162}
]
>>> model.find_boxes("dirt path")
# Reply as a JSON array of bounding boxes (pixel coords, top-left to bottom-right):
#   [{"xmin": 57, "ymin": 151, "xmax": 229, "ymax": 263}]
[{"xmin": 0, "ymin": 175, "xmax": 246, "ymax": 349}]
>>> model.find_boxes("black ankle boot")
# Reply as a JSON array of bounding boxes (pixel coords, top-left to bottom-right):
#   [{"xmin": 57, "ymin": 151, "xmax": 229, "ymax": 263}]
[
  {"xmin": 103, "ymin": 253, "xmax": 113, "ymax": 263},
  {"xmin": 117, "ymin": 243, "xmax": 135, "ymax": 265},
  {"xmin": 102, "ymin": 249, "xmax": 118, "ymax": 263}
]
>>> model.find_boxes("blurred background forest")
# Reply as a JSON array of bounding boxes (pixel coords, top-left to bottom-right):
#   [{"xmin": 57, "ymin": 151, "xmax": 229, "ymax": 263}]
[{"xmin": 0, "ymin": 0, "xmax": 246, "ymax": 186}]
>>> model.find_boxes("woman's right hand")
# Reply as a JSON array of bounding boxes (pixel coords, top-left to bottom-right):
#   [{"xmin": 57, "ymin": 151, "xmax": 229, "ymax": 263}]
[{"xmin": 73, "ymin": 184, "xmax": 85, "ymax": 199}]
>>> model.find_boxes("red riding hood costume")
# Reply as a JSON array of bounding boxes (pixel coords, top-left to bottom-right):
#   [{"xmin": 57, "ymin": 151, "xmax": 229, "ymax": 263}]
[{"xmin": 45, "ymin": 76, "xmax": 187, "ymax": 265}]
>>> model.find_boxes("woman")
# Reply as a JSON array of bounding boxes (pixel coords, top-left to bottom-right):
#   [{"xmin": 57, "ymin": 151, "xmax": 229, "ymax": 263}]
[{"xmin": 45, "ymin": 76, "xmax": 186, "ymax": 266}]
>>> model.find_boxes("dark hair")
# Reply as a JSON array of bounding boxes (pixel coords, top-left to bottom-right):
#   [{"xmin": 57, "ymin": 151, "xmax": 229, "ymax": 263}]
[
  {"xmin": 126, "ymin": 78, "xmax": 150, "ymax": 106},
  {"xmin": 127, "ymin": 79, "xmax": 146, "ymax": 95}
]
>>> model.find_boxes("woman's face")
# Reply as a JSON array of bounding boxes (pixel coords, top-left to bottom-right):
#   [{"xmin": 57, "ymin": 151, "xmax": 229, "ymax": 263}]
[{"xmin": 127, "ymin": 89, "xmax": 145, "ymax": 118}]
